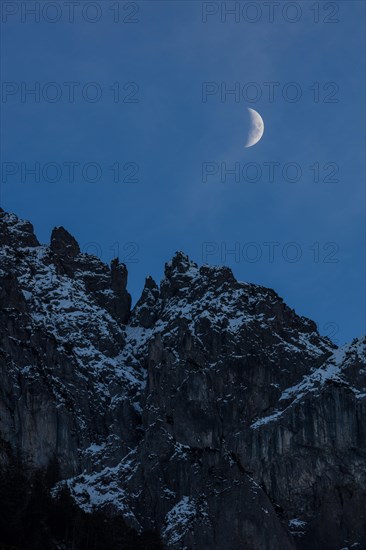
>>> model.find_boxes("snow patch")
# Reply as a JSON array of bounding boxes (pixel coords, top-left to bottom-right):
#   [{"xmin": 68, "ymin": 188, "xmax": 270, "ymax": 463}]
[{"xmin": 162, "ymin": 497, "xmax": 199, "ymax": 546}]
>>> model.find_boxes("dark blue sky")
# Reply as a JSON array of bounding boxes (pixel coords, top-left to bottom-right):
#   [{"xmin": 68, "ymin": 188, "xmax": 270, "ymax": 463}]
[{"xmin": 1, "ymin": 1, "xmax": 365, "ymax": 344}]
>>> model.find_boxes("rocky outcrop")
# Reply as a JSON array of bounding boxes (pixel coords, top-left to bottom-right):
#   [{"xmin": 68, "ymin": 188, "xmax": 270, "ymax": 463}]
[
  {"xmin": 0, "ymin": 210, "xmax": 365, "ymax": 549},
  {"xmin": 0, "ymin": 211, "xmax": 135, "ymax": 478},
  {"xmin": 51, "ymin": 226, "xmax": 80, "ymax": 258},
  {"xmin": 0, "ymin": 208, "xmax": 39, "ymax": 248}
]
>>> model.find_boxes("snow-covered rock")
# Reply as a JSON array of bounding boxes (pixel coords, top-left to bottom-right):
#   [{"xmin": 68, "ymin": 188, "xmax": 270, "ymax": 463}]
[{"xmin": 0, "ymin": 209, "xmax": 365, "ymax": 549}]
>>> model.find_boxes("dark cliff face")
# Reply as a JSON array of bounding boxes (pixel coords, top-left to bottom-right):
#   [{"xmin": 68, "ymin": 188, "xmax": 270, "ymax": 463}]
[{"xmin": 0, "ymin": 210, "xmax": 365, "ymax": 550}]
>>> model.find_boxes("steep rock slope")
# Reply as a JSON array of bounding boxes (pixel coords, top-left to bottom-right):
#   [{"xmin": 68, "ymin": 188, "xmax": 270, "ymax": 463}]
[
  {"xmin": 0, "ymin": 209, "xmax": 138, "ymax": 477},
  {"xmin": 0, "ymin": 209, "xmax": 365, "ymax": 549}
]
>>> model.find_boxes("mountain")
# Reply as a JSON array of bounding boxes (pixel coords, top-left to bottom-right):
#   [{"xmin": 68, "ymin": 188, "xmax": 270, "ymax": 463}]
[{"xmin": 0, "ymin": 208, "xmax": 365, "ymax": 550}]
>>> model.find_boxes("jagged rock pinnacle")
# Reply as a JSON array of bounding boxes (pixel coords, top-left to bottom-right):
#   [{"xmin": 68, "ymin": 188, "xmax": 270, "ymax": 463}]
[{"xmin": 50, "ymin": 226, "xmax": 80, "ymax": 258}]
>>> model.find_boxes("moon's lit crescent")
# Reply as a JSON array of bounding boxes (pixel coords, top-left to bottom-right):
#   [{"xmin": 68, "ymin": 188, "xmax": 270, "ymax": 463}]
[{"xmin": 244, "ymin": 108, "xmax": 264, "ymax": 148}]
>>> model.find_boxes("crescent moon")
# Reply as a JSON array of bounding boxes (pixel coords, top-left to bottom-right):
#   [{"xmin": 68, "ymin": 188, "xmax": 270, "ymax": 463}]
[{"xmin": 244, "ymin": 108, "xmax": 264, "ymax": 148}]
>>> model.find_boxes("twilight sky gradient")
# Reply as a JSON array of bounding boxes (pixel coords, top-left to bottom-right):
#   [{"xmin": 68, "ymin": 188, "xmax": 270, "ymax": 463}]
[{"xmin": 0, "ymin": 0, "xmax": 365, "ymax": 344}]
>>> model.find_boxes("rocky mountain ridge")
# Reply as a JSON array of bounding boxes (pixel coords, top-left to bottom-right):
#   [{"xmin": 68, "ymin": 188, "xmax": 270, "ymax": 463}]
[{"xmin": 0, "ymin": 208, "xmax": 365, "ymax": 549}]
